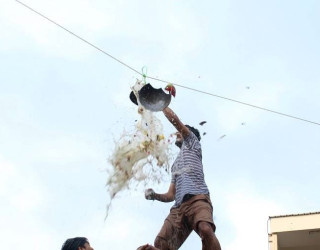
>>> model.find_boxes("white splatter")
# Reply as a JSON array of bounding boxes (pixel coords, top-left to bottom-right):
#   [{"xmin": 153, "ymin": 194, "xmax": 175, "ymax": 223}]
[{"xmin": 106, "ymin": 80, "xmax": 173, "ymax": 216}]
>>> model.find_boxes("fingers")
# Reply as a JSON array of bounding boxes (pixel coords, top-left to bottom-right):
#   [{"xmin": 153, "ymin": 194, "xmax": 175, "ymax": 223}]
[{"xmin": 145, "ymin": 188, "xmax": 155, "ymax": 200}]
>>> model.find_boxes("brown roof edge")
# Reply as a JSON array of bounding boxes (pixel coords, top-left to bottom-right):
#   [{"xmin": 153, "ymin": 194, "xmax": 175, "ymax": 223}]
[{"xmin": 269, "ymin": 211, "xmax": 320, "ymax": 219}]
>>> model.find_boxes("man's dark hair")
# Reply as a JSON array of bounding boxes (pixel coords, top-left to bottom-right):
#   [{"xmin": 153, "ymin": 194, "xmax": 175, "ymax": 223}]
[
  {"xmin": 61, "ymin": 237, "xmax": 88, "ymax": 250},
  {"xmin": 186, "ymin": 125, "xmax": 201, "ymax": 141}
]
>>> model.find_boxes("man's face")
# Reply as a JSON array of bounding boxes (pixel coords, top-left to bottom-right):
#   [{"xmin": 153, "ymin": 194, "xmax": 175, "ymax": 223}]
[
  {"xmin": 175, "ymin": 132, "xmax": 183, "ymax": 148},
  {"xmin": 79, "ymin": 242, "xmax": 94, "ymax": 250}
]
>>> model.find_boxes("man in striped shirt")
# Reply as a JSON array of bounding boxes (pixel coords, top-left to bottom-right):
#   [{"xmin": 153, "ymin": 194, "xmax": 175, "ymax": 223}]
[{"xmin": 138, "ymin": 107, "xmax": 221, "ymax": 250}]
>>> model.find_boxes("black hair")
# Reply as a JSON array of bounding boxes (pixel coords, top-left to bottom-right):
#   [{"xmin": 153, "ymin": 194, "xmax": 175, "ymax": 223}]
[
  {"xmin": 186, "ymin": 125, "xmax": 201, "ymax": 141},
  {"xmin": 61, "ymin": 237, "xmax": 88, "ymax": 250}
]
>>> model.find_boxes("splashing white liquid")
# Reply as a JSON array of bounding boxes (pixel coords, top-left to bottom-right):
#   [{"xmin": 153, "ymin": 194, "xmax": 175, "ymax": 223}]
[{"xmin": 106, "ymin": 80, "xmax": 174, "ymax": 215}]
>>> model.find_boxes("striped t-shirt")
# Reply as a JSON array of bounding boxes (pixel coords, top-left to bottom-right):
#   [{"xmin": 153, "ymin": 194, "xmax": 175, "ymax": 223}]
[{"xmin": 171, "ymin": 131, "xmax": 209, "ymax": 208}]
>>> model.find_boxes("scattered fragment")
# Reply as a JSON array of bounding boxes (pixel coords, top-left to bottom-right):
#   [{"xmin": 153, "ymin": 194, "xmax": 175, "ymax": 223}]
[
  {"xmin": 157, "ymin": 134, "xmax": 165, "ymax": 141},
  {"xmin": 199, "ymin": 121, "xmax": 207, "ymax": 126},
  {"xmin": 203, "ymin": 132, "xmax": 207, "ymax": 136},
  {"xmin": 218, "ymin": 134, "xmax": 226, "ymax": 140}
]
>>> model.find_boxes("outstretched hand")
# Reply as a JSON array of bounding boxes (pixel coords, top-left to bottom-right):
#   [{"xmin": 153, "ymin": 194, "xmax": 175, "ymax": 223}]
[
  {"xmin": 165, "ymin": 84, "xmax": 176, "ymax": 97},
  {"xmin": 145, "ymin": 188, "xmax": 155, "ymax": 200}
]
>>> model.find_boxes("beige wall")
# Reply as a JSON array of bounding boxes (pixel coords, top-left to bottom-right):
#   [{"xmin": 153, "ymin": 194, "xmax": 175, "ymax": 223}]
[
  {"xmin": 268, "ymin": 213, "xmax": 320, "ymax": 250},
  {"xmin": 281, "ymin": 247, "xmax": 319, "ymax": 250},
  {"xmin": 270, "ymin": 213, "xmax": 320, "ymax": 233},
  {"xmin": 268, "ymin": 233, "xmax": 278, "ymax": 250}
]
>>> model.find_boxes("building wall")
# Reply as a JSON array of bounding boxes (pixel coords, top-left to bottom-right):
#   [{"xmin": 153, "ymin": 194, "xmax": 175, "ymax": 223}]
[
  {"xmin": 268, "ymin": 212, "xmax": 320, "ymax": 250},
  {"xmin": 268, "ymin": 233, "xmax": 278, "ymax": 250},
  {"xmin": 270, "ymin": 213, "xmax": 320, "ymax": 233},
  {"xmin": 281, "ymin": 246, "xmax": 319, "ymax": 250}
]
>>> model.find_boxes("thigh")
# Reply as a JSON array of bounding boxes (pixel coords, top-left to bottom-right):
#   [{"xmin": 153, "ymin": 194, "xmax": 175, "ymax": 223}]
[
  {"xmin": 186, "ymin": 196, "xmax": 216, "ymax": 232},
  {"xmin": 157, "ymin": 210, "xmax": 192, "ymax": 250}
]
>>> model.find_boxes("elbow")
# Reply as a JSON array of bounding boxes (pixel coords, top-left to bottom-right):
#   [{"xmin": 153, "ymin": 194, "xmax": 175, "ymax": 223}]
[{"xmin": 168, "ymin": 193, "xmax": 175, "ymax": 202}]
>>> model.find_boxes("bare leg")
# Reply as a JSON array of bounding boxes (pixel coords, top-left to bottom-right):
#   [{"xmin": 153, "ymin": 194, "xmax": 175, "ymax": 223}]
[
  {"xmin": 197, "ymin": 221, "xmax": 221, "ymax": 250},
  {"xmin": 154, "ymin": 236, "xmax": 170, "ymax": 250},
  {"xmin": 154, "ymin": 218, "xmax": 192, "ymax": 250}
]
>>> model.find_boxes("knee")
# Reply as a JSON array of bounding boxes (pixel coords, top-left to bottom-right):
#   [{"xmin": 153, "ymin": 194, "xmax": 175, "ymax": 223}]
[
  {"xmin": 198, "ymin": 221, "xmax": 214, "ymax": 238},
  {"xmin": 154, "ymin": 236, "xmax": 167, "ymax": 249}
]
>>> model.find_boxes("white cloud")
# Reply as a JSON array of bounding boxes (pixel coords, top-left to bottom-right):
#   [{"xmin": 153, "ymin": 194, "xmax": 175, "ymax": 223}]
[
  {"xmin": 0, "ymin": 0, "xmax": 111, "ymax": 59},
  {"xmin": 29, "ymin": 134, "xmax": 102, "ymax": 166},
  {"xmin": 0, "ymin": 93, "xmax": 104, "ymax": 168},
  {"xmin": 0, "ymin": 155, "xmax": 46, "ymax": 211},
  {"xmin": 223, "ymin": 183, "xmax": 284, "ymax": 250},
  {"xmin": 10, "ymin": 185, "xmax": 44, "ymax": 212},
  {"xmin": 0, "ymin": 155, "xmax": 60, "ymax": 249},
  {"xmin": 1, "ymin": 0, "xmax": 206, "ymax": 64},
  {"xmin": 1, "ymin": 209, "xmax": 59, "ymax": 249},
  {"xmin": 0, "ymin": 156, "xmax": 16, "ymax": 195}
]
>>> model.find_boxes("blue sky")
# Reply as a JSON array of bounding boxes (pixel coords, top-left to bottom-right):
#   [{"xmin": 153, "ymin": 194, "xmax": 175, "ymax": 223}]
[{"xmin": 1, "ymin": 0, "xmax": 320, "ymax": 249}]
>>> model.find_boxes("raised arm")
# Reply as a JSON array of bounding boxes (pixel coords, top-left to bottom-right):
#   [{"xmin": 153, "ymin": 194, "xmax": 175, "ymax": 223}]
[{"xmin": 162, "ymin": 107, "xmax": 190, "ymax": 138}]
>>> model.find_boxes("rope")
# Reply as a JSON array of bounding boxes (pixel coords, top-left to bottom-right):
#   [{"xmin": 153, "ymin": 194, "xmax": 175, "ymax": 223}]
[{"xmin": 15, "ymin": 0, "xmax": 320, "ymax": 126}]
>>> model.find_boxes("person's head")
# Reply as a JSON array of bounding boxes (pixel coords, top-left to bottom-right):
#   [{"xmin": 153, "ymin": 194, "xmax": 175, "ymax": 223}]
[
  {"xmin": 175, "ymin": 125, "xmax": 201, "ymax": 148},
  {"xmin": 61, "ymin": 237, "xmax": 94, "ymax": 250}
]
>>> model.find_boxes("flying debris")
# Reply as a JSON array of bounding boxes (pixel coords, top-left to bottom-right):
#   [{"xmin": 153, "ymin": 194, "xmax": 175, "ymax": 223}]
[
  {"xmin": 241, "ymin": 122, "xmax": 246, "ymax": 125},
  {"xmin": 106, "ymin": 80, "xmax": 172, "ymax": 217},
  {"xmin": 246, "ymin": 86, "xmax": 250, "ymax": 89},
  {"xmin": 218, "ymin": 134, "xmax": 226, "ymax": 140},
  {"xmin": 203, "ymin": 132, "xmax": 207, "ymax": 136},
  {"xmin": 199, "ymin": 121, "xmax": 207, "ymax": 126}
]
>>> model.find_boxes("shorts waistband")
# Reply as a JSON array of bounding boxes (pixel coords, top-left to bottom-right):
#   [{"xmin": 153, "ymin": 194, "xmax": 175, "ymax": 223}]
[{"xmin": 182, "ymin": 194, "xmax": 195, "ymax": 203}]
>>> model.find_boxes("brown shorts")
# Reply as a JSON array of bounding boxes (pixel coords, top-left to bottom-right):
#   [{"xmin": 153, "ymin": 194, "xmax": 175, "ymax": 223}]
[{"xmin": 156, "ymin": 194, "xmax": 216, "ymax": 249}]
